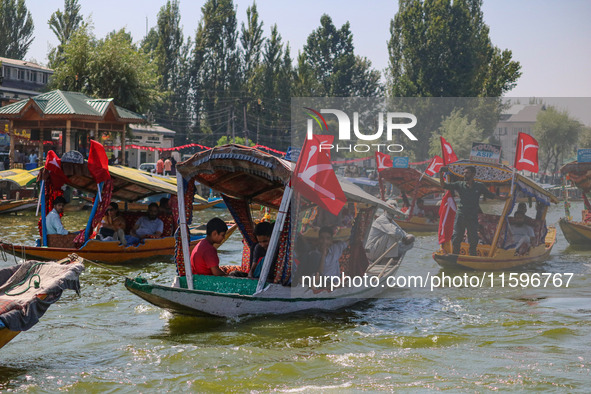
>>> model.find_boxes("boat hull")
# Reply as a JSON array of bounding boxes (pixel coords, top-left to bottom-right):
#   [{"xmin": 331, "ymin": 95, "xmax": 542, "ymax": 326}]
[
  {"xmin": 0, "ymin": 199, "xmax": 37, "ymax": 214},
  {"xmin": 125, "ymin": 260, "xmax": 401, "ymax": 318},
  {"xmin": 0, "ymin": 329, "xmax": 20, "ymax": 350},
  {"xmin": 397, "ymin": 218, "xmax": 438, "ymax": 233},
  {"xmin": 559, "ymin": 218, "xmax": 591, "ymax": 246},
  {"xmin": 433, "ymin": 227, "xmax": 557, "ymax": 270},
  {"xmin": 1, "ymin": 225, "xmax": 236, "ymax": 264}
]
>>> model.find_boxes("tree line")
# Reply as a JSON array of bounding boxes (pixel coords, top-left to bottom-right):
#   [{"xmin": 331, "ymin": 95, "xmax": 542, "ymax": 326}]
[{"xmin": 1, "ymin": 0, "xmax": 588, "ymax": 165}]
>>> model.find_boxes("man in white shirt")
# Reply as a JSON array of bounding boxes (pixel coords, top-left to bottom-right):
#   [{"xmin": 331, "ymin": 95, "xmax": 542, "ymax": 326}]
[
  {"xmin": 509, "ymin": 211, "xmax": 535, "ymax": 255},
  {"xmin": 365, "ymin": 207, "xmax": 415, "ymax": 263},
  {"xmin": 126, "ymin": 203, "xmax": 164, "ymax": 244},
  {"xmin": 46, "ymin": 196, "xmax": 69, "ymax": 235}
]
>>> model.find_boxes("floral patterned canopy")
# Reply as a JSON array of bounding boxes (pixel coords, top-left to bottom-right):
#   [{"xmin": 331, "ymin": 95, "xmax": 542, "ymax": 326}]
[
  {"xmin": 561, "ymin": 161, "xmax": 591, "ymax": 193},
  {"xmin": 378, "ymin": 167, "xmax": 442, "ymax": 199}
]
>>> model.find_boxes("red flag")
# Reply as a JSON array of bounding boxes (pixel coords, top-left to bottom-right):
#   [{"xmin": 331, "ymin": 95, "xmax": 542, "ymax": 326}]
[
  {"xmin": 425, "ymin": 155, "xmax": 444, "ymax": 176},
  {"xmin": 45, "ymin": 150, "xmax": 69, "ymax": 188},
  {"xmin": 88, "ymin": 140, "xmax": 110, "ymax": 183},
  {"xmin": 438, "ymin": 190, "xmax": 457, "ymax": 245},
  {"xmin": 293, "ymin": 135, "xmax": 346, "ymax": 216},
  {"xmin": 440, "ymin": 137, "xmax": 458, "ymax": 165},
  {"xmin": 514, "ymin": 132, "xmax": 539, "ymax": 173},
  {"xmin": 375, "ymin": 152, "xmax": 393, "ymax": 172}
]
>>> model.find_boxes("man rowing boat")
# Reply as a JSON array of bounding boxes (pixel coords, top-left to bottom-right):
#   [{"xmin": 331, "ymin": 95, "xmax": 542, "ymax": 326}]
[{"xmin": 439, "ymin": 165, "xmax": 507, "ymax": 256}]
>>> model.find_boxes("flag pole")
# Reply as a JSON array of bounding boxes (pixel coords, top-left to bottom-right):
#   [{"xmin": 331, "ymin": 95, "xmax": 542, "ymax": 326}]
[{"xmin": 35, "ymin": 179, "xmax": 44, "ymax": 216}]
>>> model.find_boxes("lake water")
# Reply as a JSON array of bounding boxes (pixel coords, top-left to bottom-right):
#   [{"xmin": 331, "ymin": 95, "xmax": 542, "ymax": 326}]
[{"xmin": 1, "ymin": 202, "xmax": 590, "ymax": 392}]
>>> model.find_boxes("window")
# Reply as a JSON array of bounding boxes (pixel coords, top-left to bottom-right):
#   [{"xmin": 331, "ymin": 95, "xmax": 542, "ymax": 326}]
[
  {"xmin": 42, "ymin": 73, "xmax": 48, "ymax": 84},
  {"xmin": 18, "ymin": 69, "xmax": 25, "ymax": 80}
]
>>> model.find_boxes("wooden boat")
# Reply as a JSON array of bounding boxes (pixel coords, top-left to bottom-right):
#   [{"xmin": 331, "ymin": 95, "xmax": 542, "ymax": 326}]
[
  {"xmin": 125, "ymin": 144, "xmax": 407, "ymax": 318},
  {"xmin": 559, "ymin": 161, "xmax": 591, "ymax": 246},
  {"xmin": 0, "ymin": 254, "xmax": 84, "ymax": 350},
  {"xmin": 0, "ymin": 198, "xmax": 37, "ymax": 213},
  {"xmin": 0, "ymin": 154, "xmax": 236, "ymax": 264},
  {"xmin": 378, "ymin": 167, "xmax": 442, "ymax": 232},
  {"xmin": 433, "ymin": 160, "xmax": 558, "ymax": 270},
  {"xmin": 0, "ymin": 167, "xmax": 40, "ymax": 214}
]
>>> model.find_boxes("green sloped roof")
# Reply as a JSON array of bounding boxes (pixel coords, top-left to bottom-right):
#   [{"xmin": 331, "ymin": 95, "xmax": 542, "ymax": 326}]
[{"xmin": 0, "ymin": 90, "xmax": 144, "ymax": 121}]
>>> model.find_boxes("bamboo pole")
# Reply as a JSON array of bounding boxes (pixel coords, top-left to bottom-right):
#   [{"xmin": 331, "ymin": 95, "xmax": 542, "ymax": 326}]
[
  {"xmin": 255, "ymin": 185, "xmax": 292, "ymax": 294},
  {"xmin": 489, "ymin": 172, "xmax": 516, "ymax": 257}
]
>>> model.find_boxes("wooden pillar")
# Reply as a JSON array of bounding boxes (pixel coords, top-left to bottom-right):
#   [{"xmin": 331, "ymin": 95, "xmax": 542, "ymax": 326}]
[
  {"xmin": 120, "ymin": 128, "xmax": 126, "ymax": 166},
  {"xmin": 65, "ymin": 120, "xmax": 71, "ymax": 152},
  {"xmin": 38, "ymin": 129, "xmax": 44, "ymax": 167},
  {"xmin": 8, "ymin": 121, "xmax": 14, "ymax": 169}
]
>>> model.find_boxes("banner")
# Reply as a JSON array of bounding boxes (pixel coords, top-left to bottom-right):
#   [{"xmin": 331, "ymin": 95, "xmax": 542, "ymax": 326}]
[{"xmin": 469, "ymin": 142, "xmax": 502, "ymax": 164}]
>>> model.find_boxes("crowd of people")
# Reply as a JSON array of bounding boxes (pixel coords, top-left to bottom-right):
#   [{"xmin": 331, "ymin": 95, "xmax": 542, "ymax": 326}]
[{"xmin": 46, "ymin": 197, "xmax": 170, "ymax": 246}]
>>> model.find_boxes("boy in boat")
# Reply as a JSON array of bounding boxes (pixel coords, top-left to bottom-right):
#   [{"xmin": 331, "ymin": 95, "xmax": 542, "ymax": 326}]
[
  {"xmin": 126, "ymin": 203, "xmax": 164, "ymax": 244},
  {"xmin": 191, "ymin": 217, "xmax": 228, "ymax": 276},
  {"xmin": 46, "ymin": 196, "xmax": 70, "ymax": 235},
  {"xmin": 248, "ymin": 221, "xmax": 274, "ymax": 279},
  {"xmin": 439, "ymin": 165, "xmax": 508, "ymax": 256},
  {"xmin": 509, "ymin": 211, "xmax": 536, "ymax": 255}
]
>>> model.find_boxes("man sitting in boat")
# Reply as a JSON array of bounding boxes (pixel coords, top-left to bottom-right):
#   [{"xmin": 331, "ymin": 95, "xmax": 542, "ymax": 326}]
[
  {"xmin": 190, "ymin": 218, "xmax": 228, "ymax": 276},
  {"xmin": 294, "ymin": 226, "xmax": 348, "ymax": 285},
  {"xmin": 365, "ymin": 204, "xmax": 415, "ymax": 262},
  {"xmin": 46, "ymin": 196, "xmax": 70, "ymax": 235},
  {"xmin": 509, "ymin": 211, "xmax": 536, "ymax": 255},
  {"xmin": 126, "ymin": 203, "xmax": 164, "ymax": 245},
  {"xmin": 439, "ymin": 165, "xmax": 508, "ymax": 256},
  {"xmin": 411, "ymin": 198, "xmax": 435, "ymax": 222}
]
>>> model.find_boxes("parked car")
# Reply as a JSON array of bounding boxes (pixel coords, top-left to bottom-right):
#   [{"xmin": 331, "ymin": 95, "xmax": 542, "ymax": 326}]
[{"xmin": 138, "ymin": 162, "xmax": 156, "ymax": 173}]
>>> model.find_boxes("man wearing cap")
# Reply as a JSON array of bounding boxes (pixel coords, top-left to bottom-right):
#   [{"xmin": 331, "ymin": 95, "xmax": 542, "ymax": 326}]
[
  {"xmin": 365, "ymin": 200, "xmax": 415, "ymax": 262},
  {"xmin": 46, "ymin": 196, "xmax": 70, "ymax": 235}
]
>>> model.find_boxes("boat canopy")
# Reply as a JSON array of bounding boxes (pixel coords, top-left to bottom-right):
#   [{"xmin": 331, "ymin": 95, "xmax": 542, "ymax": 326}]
[
  {"xmin": 560, "ymin": 161, "xmax": 591, "ymax": 193},
  {"xmin": 0, "ymin": 167, "xmax": 40, "ymax": 188},
  {"xmin": 176, "ymin": 144, "xmax": 397, "ymax": 212},
  {"xmin": 40, "ymin": 163, "xmax": 177, "ymax": 202},
  {"xmin": 448, "ymin": 160, "xmax": 558, "ymax": 205},
  {"xmin": 378, "ymin": 167, "xmax": 442, "ymax": 199}
]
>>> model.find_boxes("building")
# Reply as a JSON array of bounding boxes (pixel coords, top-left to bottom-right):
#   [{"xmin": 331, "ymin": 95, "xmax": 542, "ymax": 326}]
[
  {"xmin": 495, "ymin": 104, "xmax": 544, "ymax": 163},
  {"xmin": 0, "ymin": 57, "xmax": 53, "ymax": 104},
  {"xmin": 0, "ymin": 90, "xmax": 144, "ymax": 169},
  {"xmin": 109, "ymin": 123, "xmax": 177, "ymax": 169}
]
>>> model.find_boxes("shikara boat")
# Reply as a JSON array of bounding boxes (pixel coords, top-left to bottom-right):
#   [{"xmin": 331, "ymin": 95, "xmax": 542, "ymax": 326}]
[
  {"xmin": 0, "ymin": 167, "xmax": 40, "ymax": 214},
  {"xmin": 0, "ymin": 254, "xmax": 84, "ymax": 350},
  {"xmin": 125, "ymin": 144, "xmax": 407, "ymax": 318},
  {"xmin": 559, "ymin": 161, "xmax": 591, "ymax": 246},
  {"xmin": 378, "ymin": 167, "xmax": 442, "ymax": 232},
  {"xmin": 433, "ymin": 160, "xmax": 558, "ymax": 270},
  {"xmin": 0, "ymin": 156, "xmax": 235, "ymax": 264}
]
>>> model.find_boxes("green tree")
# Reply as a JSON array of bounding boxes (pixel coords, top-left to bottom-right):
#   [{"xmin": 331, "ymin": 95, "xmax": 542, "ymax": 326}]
[
  {"xmin": 47, "ymin": 0, "xmax": 83, "ymax": 66},
  {"xmin": 50, "ymin": 27, "xmax": 160, "ymax": 113},
  {"xmin": 0, "ymin": 0, "xmax": 34, "ymax": 59},
  {"xmin": 216, "ymin": 135, "xmax": 254, "ymax": 146},
  {"xmin": 578, "ymin": 126, "xmax": 591, "ymax": 149},
  {"xmin": 191, "ymin": 0, "xmax": 241, "ymax": 145},
  {"xmin": 388, "ymin": 0, "xmax": 521, "ymax": 97},
  {"xmin": 298, "ymin": 14, "xmax": 381, "ymax": 96},
  {"xmin": 429, "ymin": 108, "xmax": 485, "ymax": 160},
  {"xmin": 240, "ymin": 2, "xmax": 264, "ymax": 89},
  {"xmin": 533, "ymin": 106, "xmax": 582, "ymax": 181}
]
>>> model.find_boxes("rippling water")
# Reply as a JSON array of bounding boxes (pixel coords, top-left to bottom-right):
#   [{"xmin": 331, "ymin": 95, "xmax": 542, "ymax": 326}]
[{"xmin": 1, "ymin": 203, "xmax": 590, "ymax": 392}]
